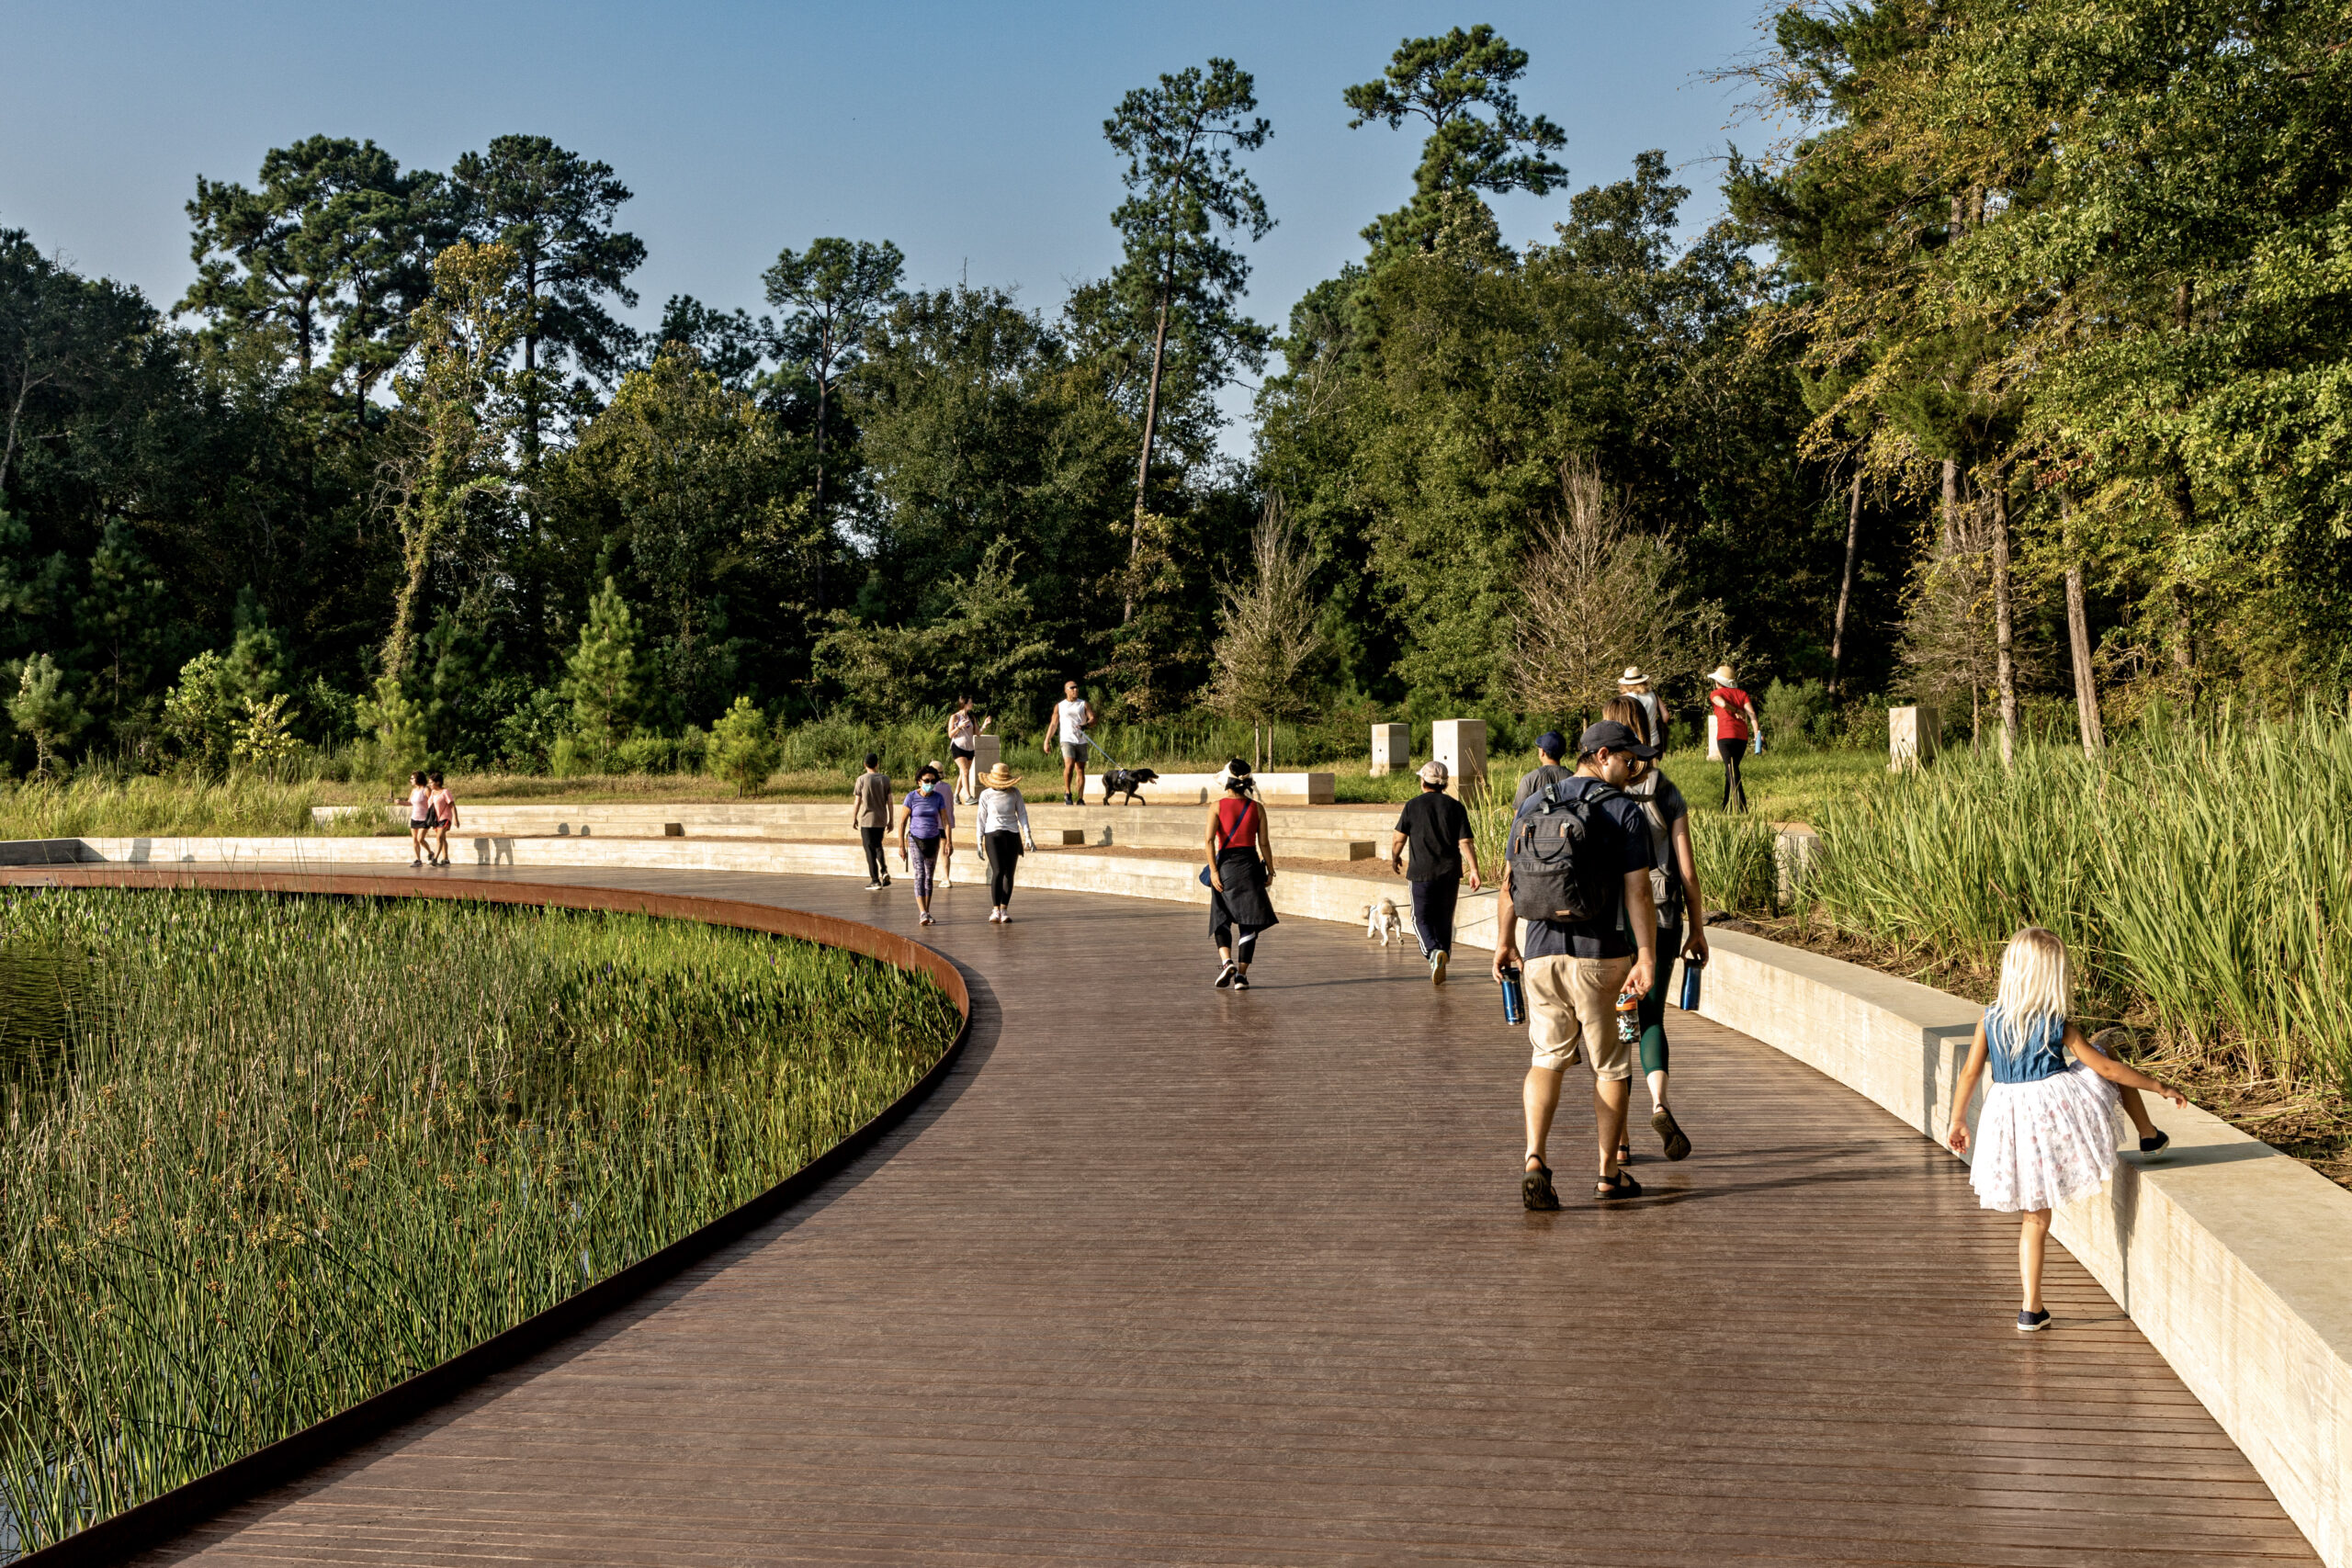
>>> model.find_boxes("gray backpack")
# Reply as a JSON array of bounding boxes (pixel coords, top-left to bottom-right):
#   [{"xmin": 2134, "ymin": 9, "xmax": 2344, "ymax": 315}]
[{"xmin": 1506, "ymin": 779, "xmax": 1623, "ymax": 923}]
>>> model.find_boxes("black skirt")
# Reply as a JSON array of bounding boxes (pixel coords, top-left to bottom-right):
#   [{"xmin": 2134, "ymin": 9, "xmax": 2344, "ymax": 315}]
[{"xmin": 1208, "ymin": 848, "xmax": 1279, "ymax": 931}]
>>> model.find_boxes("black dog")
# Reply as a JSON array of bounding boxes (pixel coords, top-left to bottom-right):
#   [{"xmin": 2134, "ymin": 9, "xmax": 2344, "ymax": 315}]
[{"xmin": 1098, "ymin": 766, "xmax": 1159, "ymax": 805}]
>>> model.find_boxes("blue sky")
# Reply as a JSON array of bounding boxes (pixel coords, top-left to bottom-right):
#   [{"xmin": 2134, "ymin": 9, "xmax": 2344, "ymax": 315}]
[{"xmin": 0, "ymin": 0, "xmax": 1773, "ymax": 443}]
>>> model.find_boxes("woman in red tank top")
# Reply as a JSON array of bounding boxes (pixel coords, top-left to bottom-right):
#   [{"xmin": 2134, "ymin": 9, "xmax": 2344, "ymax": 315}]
[
  {"xmin": 1203, "ymin": 760, "xmax": 1279, "ymax": 990},
  {"xmin": 1707, "ymin": 664, "xmax": 1758, "ymax": 813}
]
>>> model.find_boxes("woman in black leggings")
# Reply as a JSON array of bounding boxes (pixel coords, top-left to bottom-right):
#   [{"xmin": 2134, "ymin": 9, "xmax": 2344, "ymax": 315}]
[
  {"xmin": 1204, "ymin": 760, "xmax": 1279, "ymax": 990},
  {"xmin": 1706, "ymin": 666, "xmax": 1758, "ymax": 813}
]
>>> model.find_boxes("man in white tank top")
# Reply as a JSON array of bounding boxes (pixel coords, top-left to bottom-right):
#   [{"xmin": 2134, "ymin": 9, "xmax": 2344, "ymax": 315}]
[{"xmin": 1045, "ymin": 679, "xmax": 1095, "ymax": 805}]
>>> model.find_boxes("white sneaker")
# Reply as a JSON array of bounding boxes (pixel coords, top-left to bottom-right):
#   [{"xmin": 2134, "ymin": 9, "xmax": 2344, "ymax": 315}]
[{"xmin": 864, "ymin": 881, "xmax": 882, "ymax": 891}]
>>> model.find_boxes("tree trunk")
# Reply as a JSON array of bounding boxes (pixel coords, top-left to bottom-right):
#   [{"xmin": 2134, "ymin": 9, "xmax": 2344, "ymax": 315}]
[
  {"xmin": 1830, "ymin": 468, "xmax": 1861, "ymax": 691},
  {"xmin": 2065, "ymin": 563, "xmax": 2104, "ymax": 755},
  {"xmin": 812, "ymin": 344, "xmax": 830, "ymax": 613},
  {"xmin": 1125, "ymin": 247, "xmax": 1180, "ymax": 626},
  {"xmin": 2059, "ymin": 495, "xmax": 2105, "ymax": 756},
  {"xmin": 1939, "ymin": 459, "xmax": 1960, "ymax": 557},
  {"xmin": 1991, "ymin": 483, "xmax": 2017, "ymax": 767}
]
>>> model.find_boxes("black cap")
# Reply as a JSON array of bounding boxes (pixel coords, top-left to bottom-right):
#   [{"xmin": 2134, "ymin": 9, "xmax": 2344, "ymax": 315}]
[
  {"xmin": 1535, "ymin": 730, "xmax": 1568, "ymax": 761},
  {"xmin": 1577, "ymin": 719, "xmax": 1662, "ymax": 760}
]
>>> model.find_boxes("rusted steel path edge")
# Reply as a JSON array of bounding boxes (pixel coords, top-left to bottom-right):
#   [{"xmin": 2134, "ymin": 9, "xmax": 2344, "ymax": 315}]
[{"xmin": 0, "ymin": 866, "xmax": 974, "ymax": 1568}]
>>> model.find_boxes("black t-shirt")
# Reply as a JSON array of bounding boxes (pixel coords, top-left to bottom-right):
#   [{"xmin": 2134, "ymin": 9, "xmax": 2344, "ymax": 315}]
[
  {"xmin": 1394, "ymin": 789, "xmax": 1472, "ymax": 882},
  {"xmin": 1515, "ymin": 775, "xmax": 1654, "ymax": 960}
]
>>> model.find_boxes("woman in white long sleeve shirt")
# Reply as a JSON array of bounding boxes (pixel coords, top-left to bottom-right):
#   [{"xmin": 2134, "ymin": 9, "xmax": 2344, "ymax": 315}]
[{"xmin": 975, "ymin": 763, "xmax": 1038, "ymax": 922}]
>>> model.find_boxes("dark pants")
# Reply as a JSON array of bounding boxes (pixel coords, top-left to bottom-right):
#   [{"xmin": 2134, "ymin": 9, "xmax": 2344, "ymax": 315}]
[
  {"xmin": 1720, "ymin": 739, "xmax": 1747, "ymax": 813},
  {"xmin": 860, "ymin": 827, "xmax": 887, "ymax": 882},
  {"xmin": 1637, "ymin": 919, "xmax": 1680, "ymax": 1076},
  {"xmin": 984, "ymin": 830, "xmax": 1022, "ymax": 906},
  {"xmin": 909, "ymin": 834, "xmax": 941, "ymax": 897},
  {"xmin": 1409, "ymin": 874, "xmax": 1460, "ymax": 956}
]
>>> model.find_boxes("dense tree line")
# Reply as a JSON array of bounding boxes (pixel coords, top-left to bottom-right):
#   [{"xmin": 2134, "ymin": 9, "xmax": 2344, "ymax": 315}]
[{"xmin": 1, "ymin": 6, "xmax": 2343, "ymax": 780}]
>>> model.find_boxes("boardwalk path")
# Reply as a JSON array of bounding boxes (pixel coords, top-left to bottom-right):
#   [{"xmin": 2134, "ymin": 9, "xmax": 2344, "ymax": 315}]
[{"xmin": 135, "ymin": 866, "xmax": 2312, "ymax": 1566}]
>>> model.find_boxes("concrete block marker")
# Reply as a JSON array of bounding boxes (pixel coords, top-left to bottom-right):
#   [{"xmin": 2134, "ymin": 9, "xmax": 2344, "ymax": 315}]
[
  {"xmin": 1890, "ymin": 703, "xmax": 1940, "ymax": 771},
  {"xmin": 1430, "ymin": 718, "xmax": 1486, "ymax": 795},
  {"xmin": 1369, "ymin": 723, "xmax": 1409, "ymax": 777}
]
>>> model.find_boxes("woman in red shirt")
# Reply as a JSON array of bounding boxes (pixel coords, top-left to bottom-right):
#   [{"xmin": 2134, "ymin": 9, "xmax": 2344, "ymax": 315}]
[
  {"xmin": 1707, "ymin": 664, "xmax": 1758, "ymax": 813},
  {"xmin": 1202, "ymin": 760, "xmax": 1278, "ymax": 990}
]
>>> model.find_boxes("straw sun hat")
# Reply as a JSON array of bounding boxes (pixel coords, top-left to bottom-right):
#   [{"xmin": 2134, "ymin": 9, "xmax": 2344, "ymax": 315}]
[
  {"xmin": 1617, "ymin": 666, "xmax": 1650, "ymax": 688},
  {"xmin": 978, "ymin": 762, "xmax": 1021, "ymax": 789},
  {"xmin": 1708, "ymin": 664, "xmax": 1738, "ymax": 686}
]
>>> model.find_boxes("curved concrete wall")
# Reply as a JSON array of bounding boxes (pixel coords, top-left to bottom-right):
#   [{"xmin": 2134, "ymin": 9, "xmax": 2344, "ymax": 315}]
[{"xmin": 5, "ymin": 830, "xmax": 2344, "ymax": 1565}]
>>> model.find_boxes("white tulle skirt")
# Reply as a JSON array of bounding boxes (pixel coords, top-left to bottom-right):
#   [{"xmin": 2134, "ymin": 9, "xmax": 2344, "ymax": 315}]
[{"xmin": 1969, "ymin": 1064, "xmax": 2126, "ymax": 1213}]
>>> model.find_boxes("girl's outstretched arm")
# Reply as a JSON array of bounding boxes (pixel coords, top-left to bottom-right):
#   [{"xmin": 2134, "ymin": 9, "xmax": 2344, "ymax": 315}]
[
  {"xmin": 2066, "ymin": 1024, "xmax": 2188, "ymax": 1108},
  {"xmin": 1949, "ymin": 1021, "xmax": 1990, "ymax": 1154}
]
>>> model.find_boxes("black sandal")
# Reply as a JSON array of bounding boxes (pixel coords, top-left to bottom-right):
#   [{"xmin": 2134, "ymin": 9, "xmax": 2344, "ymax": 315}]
[
  {"xmin": 1652, "ymin": 1105, "xmax": 1692, "ymax": 1162},
  {"xmin": 1594, "ymin": 1170, "xmax": 1643, "ymax": 1200},
  {"xmin": 1522, "ymin": 1159, "xmax": 1561, "ymax": 1212}
]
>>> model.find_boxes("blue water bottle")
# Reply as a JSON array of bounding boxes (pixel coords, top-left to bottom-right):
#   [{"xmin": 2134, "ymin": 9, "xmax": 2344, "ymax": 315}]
[
  {"xmin": 1679, "ymin": 953, "xmax": 1705, "ymax": 1011},
  {"xmin": 1499, "ymin": 963, "xmax": 1525, "ymax": 1025}
]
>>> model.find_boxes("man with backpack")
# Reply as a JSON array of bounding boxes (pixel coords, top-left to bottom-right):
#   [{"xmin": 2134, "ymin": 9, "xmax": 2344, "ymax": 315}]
[{"xmin": 1491, "ymin": 719, "xmax": 1663, "ymax": 1210}]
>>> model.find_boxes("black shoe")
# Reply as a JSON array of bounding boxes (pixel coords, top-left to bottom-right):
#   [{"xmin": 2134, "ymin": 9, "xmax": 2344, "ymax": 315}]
[
  {"xmin": 2139, "ymin": 1130, "xmax": 2171, "ymax": 1154},
  {"xmin": 1522, "ymin": 1159, "xmax": 1560, "ymax": 1211},
  {"xmin": 1594, "ymin": 1169, "xmax": 1643, "ymax": 1200},
  {"xmin": 1652, "ymin": 1105, "xmax": 1692, "ymax": 1161},
  {"xmin": 1214, "ymin": 962, "xmax": 1237, "ymax": 990},
  {"xmin": 1230, "ymin": 971, "xmax": 1250, "ymax": 990},
  {"xmin": 2017, "ymin": 1308, "xmax": 2052, "ymax": 1332}
]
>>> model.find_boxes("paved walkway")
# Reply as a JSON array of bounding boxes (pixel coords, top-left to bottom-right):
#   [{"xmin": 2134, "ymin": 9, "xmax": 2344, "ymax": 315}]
[{"xmin": 132, "ymin": 867, "xmax": 2312, "ymax": 1566}]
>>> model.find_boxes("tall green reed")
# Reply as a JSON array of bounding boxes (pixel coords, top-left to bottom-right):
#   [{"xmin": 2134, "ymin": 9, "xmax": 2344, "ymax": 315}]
[
  {"xmin": 0, "ymin": 890, "xmax": 956, "ymax": 1556},
  {"xmin": 1804, "ymin": 704, "xmax": 2352, "ymax": 1089}
]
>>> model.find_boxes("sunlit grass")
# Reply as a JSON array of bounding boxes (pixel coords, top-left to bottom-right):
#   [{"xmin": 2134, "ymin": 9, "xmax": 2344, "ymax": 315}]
[{"xmin": 0, "ymin": 889, "xmax": 957, "ymax": 1556}]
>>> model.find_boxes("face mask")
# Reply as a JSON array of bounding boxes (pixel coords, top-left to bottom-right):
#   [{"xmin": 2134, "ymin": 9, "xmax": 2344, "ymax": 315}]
[{"xmin": 918, "ymin": 782, "xmax": 935, "ymax": 795}]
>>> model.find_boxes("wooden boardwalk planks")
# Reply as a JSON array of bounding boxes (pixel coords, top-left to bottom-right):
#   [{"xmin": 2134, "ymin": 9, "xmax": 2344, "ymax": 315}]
[{"xmin": 110, "ymin": 865, "xmax": 2314, "ymax": 1566}]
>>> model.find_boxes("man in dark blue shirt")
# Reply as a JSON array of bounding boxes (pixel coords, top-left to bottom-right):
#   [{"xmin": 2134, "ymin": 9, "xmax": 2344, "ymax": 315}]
[{"xmin": 1492, "ymin": 719, "xmax": 1660, "ymax": 1209}]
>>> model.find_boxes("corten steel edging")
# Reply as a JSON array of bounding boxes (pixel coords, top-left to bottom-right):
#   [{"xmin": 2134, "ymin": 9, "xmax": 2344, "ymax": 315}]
[{"xmin": 0, "ymin": 866, "xmax": 972, "ymax": 1568}]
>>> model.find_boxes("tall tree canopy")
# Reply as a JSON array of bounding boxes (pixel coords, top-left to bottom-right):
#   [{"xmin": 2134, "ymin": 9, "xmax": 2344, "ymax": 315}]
[{"xmin": 1344, "ymin": 25, "xmax": 1567, "ymax": 262}]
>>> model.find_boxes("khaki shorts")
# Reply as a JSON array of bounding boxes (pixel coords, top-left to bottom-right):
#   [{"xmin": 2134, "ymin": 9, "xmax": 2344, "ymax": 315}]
[{"xmin": 1525, "ymin": 953, "xmax": 1635, "ymax": 1079}]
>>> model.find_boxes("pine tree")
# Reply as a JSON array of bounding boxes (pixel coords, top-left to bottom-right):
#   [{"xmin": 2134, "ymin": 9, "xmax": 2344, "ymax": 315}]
[
  {"xmin": 563, "ymin": 578, "xmax": 639, "ymax": 761},
  {"xmin": 8, "ymin": 653, "xmax": 86, "ymax": 778}
]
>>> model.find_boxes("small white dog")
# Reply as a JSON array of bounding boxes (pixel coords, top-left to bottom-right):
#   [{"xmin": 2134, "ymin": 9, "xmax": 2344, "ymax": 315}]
[{"xmin": 1364, "ymin": 897, "xmax": 1405, "ymax": 944}]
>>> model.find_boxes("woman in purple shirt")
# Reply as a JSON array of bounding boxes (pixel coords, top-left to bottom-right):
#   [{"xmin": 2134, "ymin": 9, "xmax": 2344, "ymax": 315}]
[{"xmin": 898, "ymin": 765, "xmax": 956, "ymax": 925}]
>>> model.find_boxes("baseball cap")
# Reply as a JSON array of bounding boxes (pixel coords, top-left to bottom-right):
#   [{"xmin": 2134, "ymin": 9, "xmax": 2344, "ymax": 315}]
[
  {"xmin": 1577, "ymin": 719, "xmax": 1663, "ymax": 760},
  {"xmin": 1534, "ymin": 730, "xmax": 1568, "ymax": 761},
  {"xmin": 1419, "ymin": 759, "xmax": 1449, "ymax": 785}
]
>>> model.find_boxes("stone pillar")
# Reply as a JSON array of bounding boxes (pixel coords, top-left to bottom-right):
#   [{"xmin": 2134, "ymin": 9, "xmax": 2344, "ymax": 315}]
[
  {"xmin": 1369, "ymin": 723, "xmax": 1410, "ymax": 777},
  {"xmin": 1889, "ymin": 705, "xmax": 1939, "ymax": 772},
  {"xmin": 1430, "ymin": 719, "xmax": 1487, "ymax": 797},
  {"xmin": 971, "ymin": 734, "xmax": 1001, "ymax": 774}
]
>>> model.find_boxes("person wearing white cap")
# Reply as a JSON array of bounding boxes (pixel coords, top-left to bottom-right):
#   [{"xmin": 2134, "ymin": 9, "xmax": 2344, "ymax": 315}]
[
  {"xmin": 1388, "ymin": 759, "xmax": 1485, "ymax": 983},
  {"xmin": 1705, "ymin": 664, "xmax": 1759, "ymax": 812},
  {"xmin": 1617, "ymin": 667, "xmax": 1669, "ymax": 751}
]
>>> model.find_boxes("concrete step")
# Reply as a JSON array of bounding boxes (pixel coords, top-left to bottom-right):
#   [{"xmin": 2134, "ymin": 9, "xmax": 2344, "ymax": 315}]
[{"xmin": 320, "ymin": 799, "xmax": 1408, "ymax": 844}]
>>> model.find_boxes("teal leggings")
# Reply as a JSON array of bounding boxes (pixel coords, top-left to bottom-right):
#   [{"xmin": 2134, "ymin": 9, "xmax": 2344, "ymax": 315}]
[{"xmin": 1634, "ymin": 919, "xmax": 1679, "ymax": 1076}]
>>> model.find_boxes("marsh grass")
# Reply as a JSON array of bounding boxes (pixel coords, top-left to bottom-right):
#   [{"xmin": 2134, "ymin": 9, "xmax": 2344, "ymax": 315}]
[
  {"xmin": 0, "ymin": 776, "xmax": 383, "ymax": 842},
  {"xmin": 1803, "ymin": 705, "xmax": 2352, "ymax": 1091},
  {"xmin": 0, "ymin": 889, "xmax": 956, "ymax": 1556}
]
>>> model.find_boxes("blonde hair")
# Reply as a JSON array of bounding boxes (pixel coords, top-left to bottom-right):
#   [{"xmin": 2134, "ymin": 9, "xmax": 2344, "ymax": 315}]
[
  {"xmin": 1993, "ymin": 927, "xmax": 2070, "ymax": 1045},
  {"xmin": 1600, "ymin": 695, "xmax": 1650, "ymax": 746}
]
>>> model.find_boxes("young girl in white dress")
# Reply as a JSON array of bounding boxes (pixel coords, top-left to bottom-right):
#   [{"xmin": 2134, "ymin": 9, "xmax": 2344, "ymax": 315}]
[{"xmin": 1947, "ymin": 927, "xmax": 2185, "ymax": 1331}]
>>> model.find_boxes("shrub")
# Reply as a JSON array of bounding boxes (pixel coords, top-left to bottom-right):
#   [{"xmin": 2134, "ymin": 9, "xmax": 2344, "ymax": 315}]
[
  {"xmin": 615, "ymin": 734, "xmax": 678, "ymax": 774},
  {"xmin": 707, "ymin": 696, "xmax": 779, "ymax": 795}
]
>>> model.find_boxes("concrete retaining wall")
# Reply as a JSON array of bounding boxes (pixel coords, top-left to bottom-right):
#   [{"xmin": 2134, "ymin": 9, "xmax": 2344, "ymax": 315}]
[{"xmin": 6, "ymin": 830, "xmax": 2343, "ymax": 1564}]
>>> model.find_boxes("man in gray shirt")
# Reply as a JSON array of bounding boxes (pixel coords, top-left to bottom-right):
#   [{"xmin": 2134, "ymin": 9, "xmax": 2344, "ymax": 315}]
[
  {"xmin": 1513, "ymin": 729, "xmax": 1576, "ymax": 808},
  {"xmin": 851, "ymin": 752, "xmax": 893, "ymax": 889}
]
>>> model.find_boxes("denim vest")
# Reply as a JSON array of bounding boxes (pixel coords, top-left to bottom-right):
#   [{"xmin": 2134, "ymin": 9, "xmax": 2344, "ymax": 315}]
[{"xmin": 1985, "ymin": 1005, "xmax": 2071, "ymax": 1085}]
